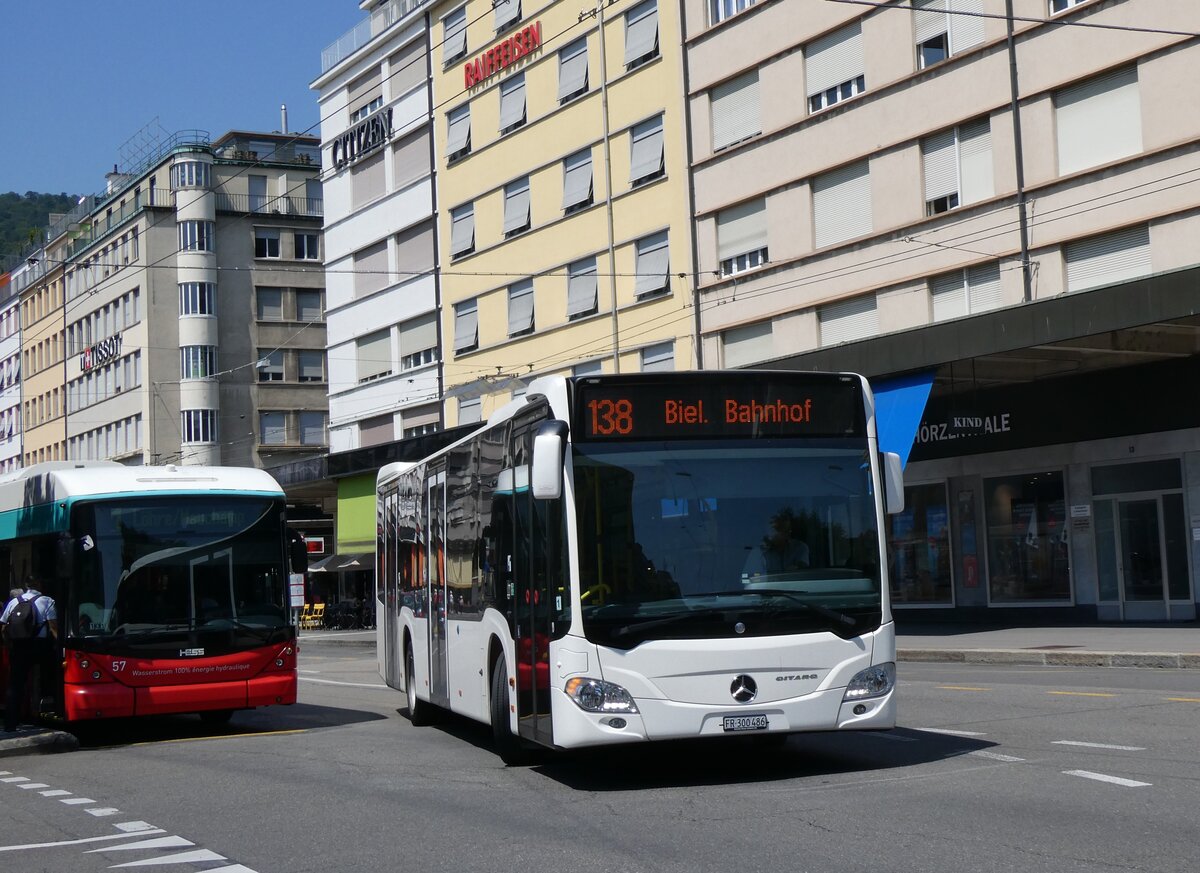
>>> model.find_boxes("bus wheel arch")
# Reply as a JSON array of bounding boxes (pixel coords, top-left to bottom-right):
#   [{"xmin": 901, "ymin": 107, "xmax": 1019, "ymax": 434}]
[
  {"xmin": 404, "ymin": 632, "xmax": 433, "ymax": 726},
  {"xmin": 488, "ymin": 636, "xmax": 525, "ymax": 764}
]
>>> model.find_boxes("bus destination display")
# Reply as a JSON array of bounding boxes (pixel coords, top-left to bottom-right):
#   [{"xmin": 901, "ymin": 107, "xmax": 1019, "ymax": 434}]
[{"xmin": 574, "ymin": 375, "xmax": 865, "ymax": 441}]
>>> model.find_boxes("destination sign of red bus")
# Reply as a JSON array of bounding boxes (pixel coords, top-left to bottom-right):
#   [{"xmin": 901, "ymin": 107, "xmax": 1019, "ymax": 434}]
[
  {"xmin": 573, "ymin": 374, "xmax": 866, "ymax": 441},
  {"xmin": 464, "ymin": 21, "xmax": 542, "ymax": 88}
]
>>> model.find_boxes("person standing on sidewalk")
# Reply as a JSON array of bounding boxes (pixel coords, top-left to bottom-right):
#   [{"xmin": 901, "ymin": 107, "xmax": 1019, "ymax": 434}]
[{"xmin": 1, "ymin": 584, "xmax": 58, "ymax": 734}]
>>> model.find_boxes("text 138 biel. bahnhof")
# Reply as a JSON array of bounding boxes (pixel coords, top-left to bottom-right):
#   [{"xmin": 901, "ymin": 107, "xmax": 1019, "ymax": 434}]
[{"xmin": 377, "ymin": 371, "xmax": 904, "ymax": 759}]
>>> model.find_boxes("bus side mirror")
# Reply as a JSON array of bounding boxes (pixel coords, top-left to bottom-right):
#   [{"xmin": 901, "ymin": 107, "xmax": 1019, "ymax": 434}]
[
  {"xmin": 531, "ymin": 420, "xmax": 568, "ymax": 500},
  {"xmin": 289, "ymin": 533, "xmax": 309, "ymax": 575},
  {"xmin": 56, "ymin": 535, "xmax": 76, "ymax": 580},
  {"xmin": 883, "ymin": 452, "xmax": 904, "ymax": 515}
]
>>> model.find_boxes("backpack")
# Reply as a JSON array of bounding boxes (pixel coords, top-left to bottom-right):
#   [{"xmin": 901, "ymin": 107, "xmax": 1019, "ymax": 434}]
[{"xmin": 5, "ymin": 597, "xmax": 41, "ymax": 640}]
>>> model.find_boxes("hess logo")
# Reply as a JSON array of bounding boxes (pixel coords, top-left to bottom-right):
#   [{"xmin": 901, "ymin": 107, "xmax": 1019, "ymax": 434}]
[{"xmin": 776, "ymin": 673, "xmax": 818, "ymax": 682}]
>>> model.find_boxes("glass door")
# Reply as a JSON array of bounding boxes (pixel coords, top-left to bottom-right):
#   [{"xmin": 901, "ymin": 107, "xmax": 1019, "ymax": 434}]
[
  {"xmin": 426, "ymin": 469, "xmax": 450, "ymax": 708},
  {"xmin": 1117, "ymin": 499, "xmax": 1164, "ymax": 614}
]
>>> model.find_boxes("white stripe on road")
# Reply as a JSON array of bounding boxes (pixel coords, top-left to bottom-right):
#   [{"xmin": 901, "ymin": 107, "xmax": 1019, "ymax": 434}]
[
  {"xmin": 87, "ymin": 808, "xmax": 121, "ymax": 817},
  {"xmin": 299, "ymin": 677, "xmax": 389, "ymax": 690},
  {"xmin": 970, "ymin": 750, "xmax": 1025, "ymax": 762},
  {"xmin": 0, "ymin": 776, "xmax": 30, "ymax": 783},
  {"xmin": 1053, "ymin": 740, "xmax": 1146, "ymax": 751},
  {"xmin": 1063, "ymin": 770, "xmax": 1151, "ymax": 788},
  {"xmin": 60, "ymin": 797, "xmax": 96, "ymax": 805},
  {"xmin": 204, "ymin": 866, "xmax": 261, "ymax": 873},
  {"xmin": 85, "ymin": 837, "xmax": 195, "ymax": 853},
  {"xmin": 110, "ymin": 848, "xmax": 227, "ymax": 867},
  {"xmin": 0, "ymin": 831, "xmax": 166, "ymax": 852},
  {"xmin": 18, "ymin": 783, "xmax": 50, "ymax": 789},
  {"xmin": 115, "ymin": 823, "xmax": 158, "ymax": 833},
  {"xmin": 919, "ymin": 728, "xmax": 986, "ymax": 737},
  {"xmin": 39, "ymin": 789, "xmax": 72, "ymax": 797}
]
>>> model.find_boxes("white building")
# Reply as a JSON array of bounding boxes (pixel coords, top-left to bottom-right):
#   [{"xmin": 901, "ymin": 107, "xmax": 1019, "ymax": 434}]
[{"xmin": 0, "ymin": 269, "xmax": 22, "ymax": 474}]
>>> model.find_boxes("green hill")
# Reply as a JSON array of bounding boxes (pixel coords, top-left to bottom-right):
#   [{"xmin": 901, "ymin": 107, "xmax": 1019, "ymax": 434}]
[{"xmin": 0, "ymin": 191, "xmax": 81, "ymax": 269}]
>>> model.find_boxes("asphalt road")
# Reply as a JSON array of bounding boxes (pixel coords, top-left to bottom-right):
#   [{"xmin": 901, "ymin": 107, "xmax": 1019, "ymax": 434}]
[{"xmin": 1, "ymin": 653, "xmax": 1197, "ymax": 873}]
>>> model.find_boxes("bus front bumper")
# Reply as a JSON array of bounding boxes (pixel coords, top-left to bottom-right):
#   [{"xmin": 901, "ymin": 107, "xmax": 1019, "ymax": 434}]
[{"xmin": 63, "ymin": 673, "xmax": 296, "ymax": 721}]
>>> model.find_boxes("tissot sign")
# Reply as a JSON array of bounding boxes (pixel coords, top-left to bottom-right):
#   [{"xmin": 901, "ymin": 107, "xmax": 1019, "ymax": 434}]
[
  {"xmin": 463, "ymin": 21, "xmax": 542, "ymax": 88},
  {"xmin": 332, "ymin": 107, "xmax": 394, "ymax": 169},
  {"xmin": 80, "ymin": 334, "xmax": 122, "ymax": 372}
]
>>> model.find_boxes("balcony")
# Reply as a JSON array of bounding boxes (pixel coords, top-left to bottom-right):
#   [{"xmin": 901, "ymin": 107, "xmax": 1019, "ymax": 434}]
[
  {"xmin": 321, "ymin": 0, "xmax": 429, "ymax": 73},
  {"xmin": 214, "ymin": 193, "xmax": 323, "ymax": 218},
  {"xmin": 65, "ymin": 188, "xmax": 174, "ymax": 260}
]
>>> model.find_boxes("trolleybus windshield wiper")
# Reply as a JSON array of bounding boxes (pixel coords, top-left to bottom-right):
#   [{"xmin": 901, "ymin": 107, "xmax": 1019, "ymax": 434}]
[{"xmin": 705, "ymin": 590, "xmax": 858, "ymax": 629}]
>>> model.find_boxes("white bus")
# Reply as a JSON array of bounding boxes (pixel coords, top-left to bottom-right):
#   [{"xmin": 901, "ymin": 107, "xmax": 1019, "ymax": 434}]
[{"xmin": 376, "ymin": 371, "xmax": 904, "ymax": 760}]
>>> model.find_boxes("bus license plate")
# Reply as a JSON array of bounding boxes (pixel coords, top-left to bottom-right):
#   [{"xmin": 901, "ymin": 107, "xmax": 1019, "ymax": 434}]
[{"xmin": 722, "ymin": 714, "xmax": 769, "ymax": 732}]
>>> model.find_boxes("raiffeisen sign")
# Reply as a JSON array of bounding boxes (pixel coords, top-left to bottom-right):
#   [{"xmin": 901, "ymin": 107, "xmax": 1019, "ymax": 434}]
[
  {"xmin": 463, "ymin": 21, "xmax": 542, "ymax": 88},
  {"xmin": 333, "ymin": 107, "xmax": 394, "ymax": 169}
]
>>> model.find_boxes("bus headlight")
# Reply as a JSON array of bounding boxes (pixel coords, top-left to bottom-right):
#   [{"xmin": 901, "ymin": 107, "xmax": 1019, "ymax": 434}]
[
  {"xmin": 843, "ymin": 663, "xmax": 895, "ymax": 701},
  {"xmin": 564, "ymin": 677, "xmax": 639, "ymax": 714}
]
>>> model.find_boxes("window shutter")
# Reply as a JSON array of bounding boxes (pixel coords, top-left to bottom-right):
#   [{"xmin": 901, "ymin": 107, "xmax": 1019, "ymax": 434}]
[
  {"xmin": 393, "ymin": 128, "xmax": 431, "ymax": 189},
  {"xmin": 354, "ymin": 240, "xmax": 389, "ymax": 297},
  {"xmin": 399, "ymin": 313, "xmax": 438, "ymax": 354},
  {"xmin": 723, "ymin": 321, "xmax": 773, "ymax": 369},
  {"xmin": 805, "ymin": 22, "xmax": 863, "ymax": 97},
  {"xmin": 351, "ymin": 151, "xmax": 385, "ymax": 207},
  {"xmin": 454, "ymin": 300, "xmax": 479, "ymax": 351},
  {"xmin": 930, "ymin": 270, "xmax": 967, "ymax": 321},
  {"xmin": 1065, "ymin": 225, "xmax": 1151, "ymax": 293},
  {"xmin": 813, "ymin": 161, "xmax": 872, "ymax": 248},
  {"xmin": 499, "ymin": 75, "xmax": 526, "ymax": 130},
  {"xmin": 717, "ymin": 199, "xmax": 767, "ymax": 261},
  {"xmin": 966, "ymin": 261, "xmax": 1003, "ymax": 312},
  {"xmin": 494, "ymin": 0, "xmax": 520, "ymax": 31},
  {"xmin": 912, "ymin": 0, "xmax": 947, "ymax": 45},
  {"xmin": 347, "ymin": 67, "xmax": 382, "ymax": 113},
  {"xmin": 443, "ymin": 8, "xmax": 467, "ymax": 60},
  {"xmin": 958, "ymin": 118, "xmax": 994, "ymax": 204},
  {"xmin": 450, "ymin": 205, "xmax": 474, "ymax": 257},
  {"xmin": 507, "ymin": 279, "xmax": 534, "ymax": 334},
  {"xmin": 357, "ymin": 330, "xmax": 391, "ymax": 381},
  {"xmin": 629, "ymin": 116, "xmax": 664, "ymax": 182},
  {"xmin": 558, "ymin": 38, "xmax": 588, "ymax": 100},
  {"xmin": 503, "ymin": 178, "xmax": 531, "ymax": 234},
  {"xmin": 566, "ymin": 258, "xmax": 598, "ymax": 317},
  {"xmin": 446, "ymin": 105, "xmax": 471, "ymax": 156},
  {"xmin": 922, "ymin": 129, "xmax": 958, "ymax": 202},
  {"xmin": 635, "ymin": 231, "xmax": 670, "ymax": 296},
  {"xmin": 1056, "ymin": 66, "xmax": 1141, "ymax": 175},
  {"xmin": 404, "ymin": 404, "xmax": 440, "ymax": 429},
  {"xmin": 459, "ymin": 397, "xmax": 481, "ymax": 424},
  {"xmin": 819, "ymin": 294, "xmax": 878, "ymax": 345},
  {"xmin": 388, "ymin": 40, "xmax": 427, "ymax": 98},
  {"xmin": 562, "ymin": 150, "xmax": 593, "ymax": 209},
  {"xmin": 641, "ymin": 340, "xmax": 674, "ymax": 372},
  {"xmin": 394, "ymin": 220, "xmax": 435, "ymax": 277},
  {"xmin": 948, "ymin": 0, "xmax": 985, "ymax": 52},
  {"xmin": 624, "ymin": 1, "xmax": 659, "ymax": 65},
  {"xmin": 711, "ymin": 72, "xmax": 760, "ymax": 151},
  {"xmin": 299, "ymin": 351, "xmax": 325, "ymax": 381}
]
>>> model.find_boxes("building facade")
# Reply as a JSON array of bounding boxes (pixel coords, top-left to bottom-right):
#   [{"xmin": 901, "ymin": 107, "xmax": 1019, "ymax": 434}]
[
  {"xmin": 0, "ymin": 271, "xmax": 22, "ymax": 474},
  {"xmin": 682, "ymin": 0, "xmax": 1200, "ymax": 621}
]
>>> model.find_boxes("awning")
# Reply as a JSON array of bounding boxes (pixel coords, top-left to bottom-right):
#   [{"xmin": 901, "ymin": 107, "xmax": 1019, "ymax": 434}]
[
  {"xmin": 870, "ymin": 371, "xmax": 935, "ymax": 468},
  {"xmin": 308, "ymin": 553, "xmax": 371, "ymax": 573}
]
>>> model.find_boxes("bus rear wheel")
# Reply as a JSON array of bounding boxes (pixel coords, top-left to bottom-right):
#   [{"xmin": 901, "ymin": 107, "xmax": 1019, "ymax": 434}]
[
  {"xmin": 405, "ymin": 645, "xmax": 434, "ymax": 726},
  {"xmin": 490, "ymin": 656, "xmax": 527, "ymax": 765}
]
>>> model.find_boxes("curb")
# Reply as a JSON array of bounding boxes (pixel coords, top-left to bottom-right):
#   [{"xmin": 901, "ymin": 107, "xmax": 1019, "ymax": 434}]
[
  {"xmin": 0, "ymin": 730, "xmax": 79, "ymax": 759},
  {"xmin": 299, "ymin": 635, "xmax": 375, "ymax": 650},
  {"xmin": 899, "ymin": 648, "xmax": 1200, "ymax": 669}
]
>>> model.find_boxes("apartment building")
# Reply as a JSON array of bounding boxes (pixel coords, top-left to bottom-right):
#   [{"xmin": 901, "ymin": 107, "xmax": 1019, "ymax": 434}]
[
  {"xmin": 683, "ymin": 0, "xmax": 1200, "ymax": 621},
  {"xmin": 0, "ymin": 271, "xmax": 23, "ymax": 473}
]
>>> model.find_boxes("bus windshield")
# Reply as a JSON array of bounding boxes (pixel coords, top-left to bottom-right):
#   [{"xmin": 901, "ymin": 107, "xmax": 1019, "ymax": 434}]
[
  {"xmin": 572, "ymin": 440, "xmax": 883, "ymax": 648},
  {"xmin": 68, "ymin": 496, "xmax": 289, "ymax": 646}
]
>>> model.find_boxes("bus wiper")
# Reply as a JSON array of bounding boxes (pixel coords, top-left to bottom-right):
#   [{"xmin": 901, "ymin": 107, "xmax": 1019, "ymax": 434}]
[
  {"xmin": 109, "ymin": 623, "xmax": 192, "ymax": 637},
  {"xmin": 612, "ymin": 607, "xmax": 729, "ymax": 639},
  {"xmin": 707, "ymin": 590, "xmax": 858, "ymax": 629},
  {"xmin": 201, "ymin": 618, "xmax": 274, "ymax": 642}
]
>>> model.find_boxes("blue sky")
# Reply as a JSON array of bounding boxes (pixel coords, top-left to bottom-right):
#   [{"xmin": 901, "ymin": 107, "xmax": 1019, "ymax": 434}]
[{"xmin": 0, "ymin": 2, "xmax": 367, "ymax": 196}]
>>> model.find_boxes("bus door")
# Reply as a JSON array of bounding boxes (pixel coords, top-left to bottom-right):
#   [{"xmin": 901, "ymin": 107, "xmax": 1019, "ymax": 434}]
[
  {"xmin": 509, "ymin": 423, "xmax": 563, "ymax": 746},
  {"xmin": 426, "ymin": 467, "xmax": 450, "ymax": 709},
  {"xmin": 381, "ymin": 489, "xmax": 398, "ymax": 688}
]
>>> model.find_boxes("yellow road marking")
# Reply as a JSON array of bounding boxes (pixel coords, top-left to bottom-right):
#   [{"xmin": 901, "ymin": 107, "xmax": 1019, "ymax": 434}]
[
  {"xmin": 1046, "ymin": 691, "xmax": 1116, "ymax": 698},
  {"xmin": 938, "ymin": 685, "xmax": 991, "ymax": 691},
  {"xmin": 1165, "ymin": 697, "xmax": 1200, "ymax": 703},
  {"xmin": 132, "ymin": 728, "xmax": 308, "ymax": 746}
]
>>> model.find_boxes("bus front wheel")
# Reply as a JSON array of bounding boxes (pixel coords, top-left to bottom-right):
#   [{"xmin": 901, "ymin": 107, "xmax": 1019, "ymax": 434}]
[
  {"xmin": 405, "ymin": 645, "xmax": 434, "ymax": 726},
  {"xmin": 490, "ymin": 656, "xmax": 526, "ymax": 765}
]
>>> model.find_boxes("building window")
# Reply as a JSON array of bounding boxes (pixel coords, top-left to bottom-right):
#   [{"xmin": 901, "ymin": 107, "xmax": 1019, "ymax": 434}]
[
  {"xmin": 716, "ymin": 199, "xmax": 768, "ymax": 277},
  {"xmin": 984, "ymin": 471, "xmax": 1070, "ymax": 602},
  {"xmin": 249, "ymin": 175, "xmax": 268, "ymax": 213},
  {"xmin": 558, "ymin": 37, "xmax": 588, "ymax": 104},
  {"xmin": 446, "ymin": 104, "xmax": 471, "ymax": 162},
  {"xmin": 624, "ymin": 1, "xmax": 660, "ymax": 70},
  {"xmin": 180, "ymin": 345, "xmax": 217, "ymax": 380},
  {"xmin": 930, "ymin": 261, "xmax": 1003, "ymax": 321},
  {"xmin": 454, "ymin": 299, "xmax": 479, "ymax": 353},
  {"xmin": 178, "ymin": 281, "xmax": 216, "ymax": 316},
  {"xmin": 710, "ymin": 0, "xmax": 756, "ymax": 25},
  {"xmin": 566, "ymin": 257, "xmax": 598, "ymax": 320},
  {"xmin": 298, "ymin": 350, "xmax": 325, "ymax": 383},
  {"xmin": 629, "ymin": 115, "xmax": 665, "ymax": 186},
  {"xmin": 170, "ymin": 161, "xmax": 211, "ymax": 189},
  {"xmin": 443, "ymin": 6, "xmax": 468, "ymax": 63},
  {"xmin": 354, "ymin": 239, "xmax": 390, "ymax": 298},
  {"xmin": 399, "ymin": 313, "xmax": 438, "ymax": 370},
  {"xmin": 711, "ymin": 71, "xmax": 760, "ymax": 151},
  {"xmin": 507, "ymin": 279, "xmax": 534, "ymax": 337},
  {"xmin": 635, "ymin": 231, "xmax": 670, "ymax": 298},
  {"xmin": 1050, "ymin": 0, "xmax": 1089, "ymax": 13},
  {"xmin": 294, "ymin": 232, "xmax": 320, "ymax": 260},
  {"xmin": 450, "ymin": 203, "xmax": 475, "ymax": 259},
  {"xmin": 818, "ymin": 294, "xmax": 878, "ymax": 346},
  {"xmin": 805, "ymin": 23, "xmax": 865, "ymax": 113},
  {"xmin": 504, "ymin": 177, "xmax": 531, "ymax": 237},
  {"xmin": 562, "ymin": 148, "xmax": 594, "ymax": 214},
  {"xmin": 257, "ymin": 287, "xmax": 284, "ymax": 321},
  {"xmin": 922, "ymin": 117, "xmax": 994, "ymax": 216},
  {"xmin": 913, "ymin": 0, "xmax": 985, "ymax": 70},
  {"xmin": 260, "ymin": 411, "xmax": 287, "ymax": 445},
  {"xmin": 1064, "ymin": 225, "xmax": 1151, "ymax": 294},
  {"xmin": 1055, "ymin": 66, "xmax": 1141, "ymax": 176},
  {"xmin": 255, "ymin": 228, "xmax": 280, "ymax": 258},
  {"xmin": 178, "ymin": 220, "xmax": 214, "ymax": 253},
  {"xmin": 459, "ymin": 397, "xmax": 482, "ymax": 424},
  {"xmin": 299, "ymin": 412, "xmax": 327, "ymax": 446},
  {"xmin": 888, "ymin": 483, "xmax": 954, "ymax": 604},
  {"xmin": 494, "ymin": 0, "xmax": 520, "ymax": 30},
  {"xmin": 499, "ymin": 73, "xmax": 527, "ymax": 134},
  {"xmin": 813, "ymin": 160, "xmax": 872, "ymax": 248},
  {"xmin": 350, "ymin": 95, "xmax": 384, "ymax": 124},
  {"xmin": 640, "ymin": 340, "xmax": 674, "ymax": 372},
  {"xmin": 181, "ymin": 409, "xmax": 217, "ymax": 444},
  {"xmin": 257, "ymin": 349, "xmax": 284, "ymax": 382},
  {"xmin": 356, "ymin": 330, "xmax": 392, "ymax": 383},
  {"xmin": 296, "ymin": 289, "xmax": 324, "ymax": 321}
]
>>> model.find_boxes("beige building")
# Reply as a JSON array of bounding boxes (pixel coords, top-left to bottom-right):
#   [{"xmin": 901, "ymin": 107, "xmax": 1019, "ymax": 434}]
[
  {"xmin": 431, "ymin": 0, "xmax": 695, "ymax": 425},
  {"xmin": 18, "ymin": 254, "xmax": 67, "ymax": 465},
  {"xmin": 683, "ymin": 0, "xmax": 1200, "ymax": 622}
]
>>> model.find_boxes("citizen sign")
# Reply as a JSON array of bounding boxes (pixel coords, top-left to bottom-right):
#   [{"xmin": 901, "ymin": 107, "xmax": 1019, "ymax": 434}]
[
  {"xmin": 80, "ymin": 334, "xmax": 123, "ymax": 372},
  {"xmin": 332, "ymin": 107, "xmax": 394, "ymax": 169}
]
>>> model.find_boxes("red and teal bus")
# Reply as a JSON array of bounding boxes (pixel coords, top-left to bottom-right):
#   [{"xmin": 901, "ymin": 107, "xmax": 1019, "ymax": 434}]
[{"xmin": 0, "ymin": 462, "xmax": 303, "ymax": 725}]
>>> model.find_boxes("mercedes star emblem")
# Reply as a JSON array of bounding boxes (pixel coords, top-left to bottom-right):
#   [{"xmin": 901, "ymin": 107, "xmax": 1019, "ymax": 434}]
[{"xmin": 730, "ymin": 674, "xmax": 758, "ymax": 703}]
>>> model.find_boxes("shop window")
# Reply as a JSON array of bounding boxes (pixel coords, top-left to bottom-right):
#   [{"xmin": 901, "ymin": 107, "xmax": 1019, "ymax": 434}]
[
  {"xmin": 984, "ymin": 472, "xmax": 1070, "ymax": 602},
  {"xmin": 887, "ymin": 483, "xmax": 953, "ymax": 604}
]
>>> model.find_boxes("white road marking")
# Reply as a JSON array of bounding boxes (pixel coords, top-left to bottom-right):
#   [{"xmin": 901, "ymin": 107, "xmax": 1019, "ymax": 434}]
[
  {"xmin": 0, "ymin": 771, "xmax": 10, "ymax": 776},
  {"xmin": 0, "ymin": 831, "xmax": 166, "ymax": 852},
  {"xmin": 115, "ymin": 822, "xmax": 157, "ymax": 833},
  {"xmin": 298, "ymin": 669, "xmax": 321, "ymax": 674},
  {"xmin": 39, "ymin": 789, "xmax": 72, "ymax": 797},
  {"xmin": 1053, "ymin": 740, "xmax": 1146, "ymax": 751},
  {"xmin": 299, "ymin": 676, "xmax": 389, "ymax": 689},
  {"xmin": 970, "ymin": 750, "xmax": 1026, "ymax": 762},
  {"xmin": 0, "ymin": 776, "xmax": 30, "ymax": 783},
  {"xmin": 110, "ymin": 848, "xmax": 227, "ymax": 867},
  {"xmin": 205, "ymin": 866, "xmax": 261, "ymax": 873},
  {"xmin": 920, "ymin": 728, "xmax": 986, "ymax": 737},
  {"xmin": 87, "ymin": 808, "xmax": 121, "ymax": 817},
  {"xmin": 86, "ymin": 836, "xmax": 195, "ymax": 853},
  {"xmin": 18, "ymin": 782, "xmax": 50, "ymax": 789},
  {"xmin": 60, "ymin": 797, "xmax": 97, "ymax": 805},
  {"xmin": 1063, "ymin": 769, "xmax": 1151, "ymax": 788}
]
